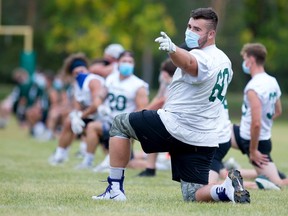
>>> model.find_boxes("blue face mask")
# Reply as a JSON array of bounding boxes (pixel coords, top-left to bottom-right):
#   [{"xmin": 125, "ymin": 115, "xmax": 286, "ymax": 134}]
[
  {"xmin": 185, "ymin": 29, "xmax": 200, "ymax": 48},
  {"xmin": 242, "ymin": 61, "xmax": 250, "ymax": 74},
  {"xmin": 119, "ymin": 63, "xmax": 134, "ymax": 76}
]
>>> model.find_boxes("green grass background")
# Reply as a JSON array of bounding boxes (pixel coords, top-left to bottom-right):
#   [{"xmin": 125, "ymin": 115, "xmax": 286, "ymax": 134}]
[{"xmin": 1, "ymin": 84, "xmax": 288, "ymax": 216}]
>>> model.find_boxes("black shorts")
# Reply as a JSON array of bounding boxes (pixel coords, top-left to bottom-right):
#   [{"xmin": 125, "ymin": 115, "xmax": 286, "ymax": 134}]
[
  {"xmin": 129, "ymin": 110, "xmax": 217, "ymax": 184},
  {"xmin": 233, "ymin": 124, "xmax": 273, "ymax": 162},
  {"xmin": 210, "ymin": 140, "xmax": 231, "ymax": 173}
]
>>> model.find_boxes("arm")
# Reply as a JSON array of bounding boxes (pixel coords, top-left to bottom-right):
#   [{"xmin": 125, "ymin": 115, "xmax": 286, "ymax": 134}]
[
  {"xmin": 169, "ymin": 47, "xmax": 198, "ymax": 76},
  {"xmin": 81, "ymin": 79, "xmax": 105, "ymax": 119},
  {"xmin": 247, "ymin": 90, "xmax": 269, "ymax": 167},
  {"xmin": 273, "ymin": 99, "xmax": 282, "ymax": 120},
  {"xmin": 135, "ymin": 87, "xmax": 149, "ymax": 111},
  {"xmin": 145, "ymin": 96, "xmax": 166, "ymax": 110},
  {"xmin": 155, "ymin": 32, "xmax": 198, "ymax": 76}
]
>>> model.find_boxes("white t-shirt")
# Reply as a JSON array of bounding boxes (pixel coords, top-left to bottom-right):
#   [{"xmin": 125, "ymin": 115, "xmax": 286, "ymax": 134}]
[
  {"xmin": 218, "ymin": 99, "xmax": 231, "ymax": 144},
  {"xmin": 240, "ymin": 72, "xmax": 281, "ymax": 140},
  {"xmin": 104, "ymin": 71, "xmax": 149, "ymax": 119},
  {"xmin": 74, "ymin": 73, "xmax": 105, "ymax": 118},
  {"xmin": 158, "ymin": 45, "xmax": 233, "ymax": 147}
]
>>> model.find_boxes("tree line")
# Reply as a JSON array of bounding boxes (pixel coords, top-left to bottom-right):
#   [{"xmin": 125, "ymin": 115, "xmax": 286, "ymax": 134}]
[{"xmin": 0, "ymin": 0, "xmax": 287, "ymax": 93}]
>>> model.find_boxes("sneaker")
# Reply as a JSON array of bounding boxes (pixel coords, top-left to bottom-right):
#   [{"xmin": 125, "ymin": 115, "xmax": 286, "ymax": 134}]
[
  {"xmin": 255, "ymin": 175, "xmax": 281, "ymax": 190},
  {"xmin": 138, "ymin": 168, "xmax": 156, "ymax": 177},
  {"xmin": 226, "ymin": 170, "xmax": 250, "ymax": 203},
  {"xmin": 92, "ymin": 155, "xmax": 110, "ymax": 173},
  {"xmin": 74, "ymin": 162, "xmax": 92, "ymax": 170},
  {"xmin": 48, "ymin": 153, "xmax": 67, "ymax": 166},
  {"xmin": 92, "ymin": 177, "xmax": 126, "ymax": 201},
  {"xmin": 278, "ymin": 171, "xmax": 286, "ymax": 180},
  {"xmin": 223, "ymin": 157, "xmax": 241, "ymax": 171}
]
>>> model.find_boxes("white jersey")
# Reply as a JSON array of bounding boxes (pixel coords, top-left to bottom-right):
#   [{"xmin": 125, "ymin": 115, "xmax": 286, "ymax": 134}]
[
  {"xmin": 74, "ymin": 73, "xmax": 105, "ymax": 117},
  {"xmin": 104, "ymin": 71, "xmax": 149, "ymax": 119},
  {"xmin": 158, "ymin": 45, "xmax": 233, "ymax": 147},
  {"xmin": 218, "ymin": 99, "xmax": 231, "ymax": 144},
  {"xmin": 240, "ymin": 72, "xmax": 281, "ymax": 140}
]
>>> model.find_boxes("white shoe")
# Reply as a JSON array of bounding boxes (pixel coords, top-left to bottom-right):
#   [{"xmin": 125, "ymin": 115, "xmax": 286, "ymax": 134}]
[
  {"xmin": 223, "ymin": 157, "xmax": 241, "ymax": 170},
  {"xmin": 48, "ymin": 153, "xmax": 67, "ymax": 166},
  {"xmin": 92, "ymin": 177, "xmax": 126, "ymax": 201},
  {"xmin": 92, "ymin": 155, "xmax": 110, "ymax": 173},
  {"xmin": 216, "ymin": 170, "xmax": 250, "ymax": 203},
  {"xmin": 225, "ymin": 170, "xmax": 250, "ymax": 203},
  {"xmin": 74, "ymin": 162, "xmax": 92, "ymax": 170},
  {"xmin": 255, "ymin": 175, "xmax": 281, "ymax": 190}
]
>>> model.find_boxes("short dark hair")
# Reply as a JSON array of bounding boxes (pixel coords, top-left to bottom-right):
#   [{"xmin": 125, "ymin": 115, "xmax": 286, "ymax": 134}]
[
  {"xmin": 240, "ymin": 43, "xmax": 267, "ymax": 65},
  {"xmin": 62, "ymin": 52, "xmax": 88, "ymax": 75},
  {"xmin": 118, "ymin": 51, "xmax": 134, "ymax": 60},
  {"xmin": 190, "ymin": 7, "xmax": 218, "ymax": 30},
  {"xmin": 160, "ymin": 59, "xmax": 177, "ymax": 77}
]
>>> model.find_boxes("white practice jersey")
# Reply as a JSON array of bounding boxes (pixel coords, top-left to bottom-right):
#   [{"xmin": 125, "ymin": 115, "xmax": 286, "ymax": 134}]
[
  {"xmin": 158, "ymin": 45, "xmax": 233, "ymax": 147},
  {"xmin": 240, "ymin": 72, "xmax": 281, "ymax": 140},
  {"xmin": 104, "ymin": 71, "xmax": 149, "ymax": 119},
  {"xmin": 218, "ymin": 99, "xmax": 231, "ymax": 144},
  {"xmin": 74, "ymin": 73, "xmax": 105, "ymax": 117}
]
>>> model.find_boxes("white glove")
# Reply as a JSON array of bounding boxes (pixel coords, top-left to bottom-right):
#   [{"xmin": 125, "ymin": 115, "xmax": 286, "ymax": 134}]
[
  {"xmin": 155, "ymin": 31, "xmax": 176, "ymax": 53},
  {"xmin": 69, "ymin": 110, "xmax": 85, "ymax": 134},
  {"xmin": 97, "ymin": 104, "xmax": 112, "ymax": 117}
]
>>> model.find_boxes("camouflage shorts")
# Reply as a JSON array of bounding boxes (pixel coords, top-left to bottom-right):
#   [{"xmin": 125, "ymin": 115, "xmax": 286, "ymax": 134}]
[
  {"xmin": 109, "ymin": 113, "xmax": 138, "ymax": 140},
  {"xmin": 181, "ymin": 180, "xmax": 204, "ymax": 201}
]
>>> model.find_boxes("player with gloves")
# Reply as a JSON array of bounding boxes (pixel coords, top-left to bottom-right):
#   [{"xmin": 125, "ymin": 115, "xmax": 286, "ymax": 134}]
[
  {"xmin": 48, "ymin": 52, "xmax": 106, "ymax": 165},
  {"xmin": 92, "ymin": 7, "xmax": 250, "ymax": 203}
]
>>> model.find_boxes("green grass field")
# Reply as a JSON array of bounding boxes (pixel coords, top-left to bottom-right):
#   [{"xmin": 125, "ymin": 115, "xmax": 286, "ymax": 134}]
[{"xmin": 0, "ymin": 116, "xmax": 288, "ymax": 216}]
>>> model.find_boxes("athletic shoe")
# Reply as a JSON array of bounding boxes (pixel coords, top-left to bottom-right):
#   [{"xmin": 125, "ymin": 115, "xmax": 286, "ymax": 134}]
[
  {"xmin": 223, "ymin": 157, "xmax": 241, "ymax": 171},
  {"xmin": 92, "ymin": 155, "xmax": 110, "ymax": 173},
  {"xmin": 0, "ymin": 118, "xmax": 7, "ymax": 129},
  {"xmin": 48, "ymin": 153, "xmax": 67, "ymax": 166},
  {"xmin": 255, "ymin": 175, "xmax": 281, "ymax": 191},
  {"xmin": 278, "ymin": 171, "xmax": 286, "ymax": 180},
  {"xmin": 138, "ymin": 168, "xmax": 156, "ymax": 177},
  {"xmin": 227, "ymin": 170, "xmax": 250, "ymax": 203},
  {"xmin": 74, "ymin": 162, "xmax": 92, "ymax": 170},
  {"xmin": 92, "ymin": 177, "xmax": 126, "ymax": 201},
  {"xmin": 217, "ymin": 170, "xmax": 250, "ymax": 203}
]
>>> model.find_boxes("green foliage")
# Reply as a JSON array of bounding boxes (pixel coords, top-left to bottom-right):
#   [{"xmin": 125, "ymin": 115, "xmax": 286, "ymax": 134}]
[
  {"xmin": 43, "ymin": 0, "xmax": 175, "ymax": 59},
  {"xmin": 241, "ymin": 0, "xmax": 288, "ymax": 92},
  {"xmin": 1, "ymin": 0, "xmax": 288, "ymax": 92}
]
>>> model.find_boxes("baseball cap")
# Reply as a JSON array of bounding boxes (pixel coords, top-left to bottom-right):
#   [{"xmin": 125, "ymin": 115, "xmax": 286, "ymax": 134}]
[{"xmin": 104, "ymin": 44, "xmax": 125, "ymax": 59}]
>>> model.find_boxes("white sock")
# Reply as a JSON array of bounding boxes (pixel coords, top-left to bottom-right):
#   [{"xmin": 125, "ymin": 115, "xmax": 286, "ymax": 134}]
[
  {"xmin": 210, "ymin": 185, "xmax": 221, "ymax": 201},
  {"xmin": 110, "ymin": 167, "xmax": 125, "ymax": 180},
  {"xmin": 83, "ymin": 152, "xmax": 94, "ymax": 165},
  {"xmin": 79, "ymin": 141, "xmax": 87, "ymax": 154},
  {"xmin": 54, "ymin": 147, "xmax": 67, "ymax": 160}
]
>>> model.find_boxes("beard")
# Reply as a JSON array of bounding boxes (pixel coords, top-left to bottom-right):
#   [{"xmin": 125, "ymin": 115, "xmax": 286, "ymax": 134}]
[{"xmin": 198, "ymin": 34, "xmax": 209, "ymax": 49}]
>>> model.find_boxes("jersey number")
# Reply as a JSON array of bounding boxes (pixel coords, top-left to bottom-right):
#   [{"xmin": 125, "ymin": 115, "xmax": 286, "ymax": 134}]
[
  {"xmin": 266, "ymin": 92, "xmax": 277, "ymax": 119},
  {"xmin": 108, "ymin": 93, "xmax": 127, "ymax": 111},
  {"xmin": 209, "ymin": 68, "xmax": 230, "ymax": 102}
]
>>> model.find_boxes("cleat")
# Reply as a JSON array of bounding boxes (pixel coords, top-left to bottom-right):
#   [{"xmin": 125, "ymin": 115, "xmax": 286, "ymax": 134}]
[
  {"xmin": 138, "ymin": 168, "xmax": 156, "ymax": 177},
  {"xmin": 255, "ymin": 175, "xmax": 281, "ymax": 191},
  {"xmin": 92, "ymin": 155, "xmax": 110, "ymax": 173},
  {"xmin": 227, "ymin": 170, "xmax": 250, "ymax": 203},
  {"xmin": 48, "ymin": 153, "xmax": 67, "ymax": 166},
  {"xmin": 74, "ymin": 163, "xmax": 92, "ymax": 170},
  {"xmin": 92, "ymin": 177, "xmax": 126, "ymax": 201}
]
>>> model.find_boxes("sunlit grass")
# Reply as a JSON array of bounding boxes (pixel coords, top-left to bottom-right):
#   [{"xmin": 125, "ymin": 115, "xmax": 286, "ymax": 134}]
[{"xmin": 0, "ymin": 117, "xmax": 288, "ymax": 216}]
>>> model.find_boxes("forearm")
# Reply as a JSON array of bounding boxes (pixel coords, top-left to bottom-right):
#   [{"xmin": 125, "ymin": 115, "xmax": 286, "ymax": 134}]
[
  {"xmin": 249, "ymin": 124, "xmax": 260, "ymax": 152},
  {"xmin": 169, "ymin": 48, "xmax": 196, "ymax": 74},
  {"xmin": 81, "ymin": 98, "xmax": 102, "ymax": 118}
]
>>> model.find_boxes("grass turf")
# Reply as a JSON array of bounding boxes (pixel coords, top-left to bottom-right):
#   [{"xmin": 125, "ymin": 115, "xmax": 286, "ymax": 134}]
[{"xmin": 1, "ymin": 116, "xmax": 288, "ymax": 216}]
